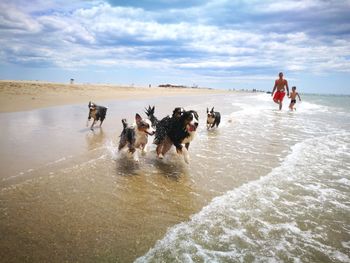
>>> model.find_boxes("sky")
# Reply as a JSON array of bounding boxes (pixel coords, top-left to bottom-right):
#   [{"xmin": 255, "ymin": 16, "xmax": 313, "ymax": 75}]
[{"xmin": 0, "ymin": 0, "xmax": 350, "ymax": 94}]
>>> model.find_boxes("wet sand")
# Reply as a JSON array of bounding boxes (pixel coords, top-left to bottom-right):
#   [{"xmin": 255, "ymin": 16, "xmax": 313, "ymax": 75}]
[
  {"xmin": 0, "ymin": 80, "xmax": 226, "ymax": 113},
  {"xmin": 1, "ymin": 90, "xmax": 346, "ymax": 263},
  {"xmin": 0, "ymin": 83, "xmax": 245, "ymax": 262}
]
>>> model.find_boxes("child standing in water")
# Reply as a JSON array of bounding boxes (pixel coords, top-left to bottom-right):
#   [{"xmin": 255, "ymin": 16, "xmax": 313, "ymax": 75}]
[{"xmin": 289, "ymin": 86, "xmax": 301, "ymax": 111}]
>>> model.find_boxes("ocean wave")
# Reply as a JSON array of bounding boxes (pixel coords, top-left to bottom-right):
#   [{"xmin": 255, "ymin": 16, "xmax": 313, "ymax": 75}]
[{"xmin": 135, "ymin": 133, "xmax": 350, "ymax": 263}]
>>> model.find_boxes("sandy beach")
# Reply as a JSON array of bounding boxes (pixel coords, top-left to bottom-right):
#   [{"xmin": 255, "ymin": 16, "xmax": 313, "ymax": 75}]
[
  {"xmin": 0, "ymin": 80, "xmax": 227, "ymax": 113},
  {"xmin": 1, "ymin": 83, "xmax": 349, "ymax": 263},
  {"xmin": 0, "ymin": 80, "xmax": 235, "ymax": 262},
  {"xmin": 1, "ymin": 0, "xmax": 349, "ymax": 261}
]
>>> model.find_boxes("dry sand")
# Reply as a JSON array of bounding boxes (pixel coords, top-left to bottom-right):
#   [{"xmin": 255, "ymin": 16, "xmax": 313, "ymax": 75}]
[{"xmin": 0, "ymin": 80, "xmax": 228, "ymax": 113}]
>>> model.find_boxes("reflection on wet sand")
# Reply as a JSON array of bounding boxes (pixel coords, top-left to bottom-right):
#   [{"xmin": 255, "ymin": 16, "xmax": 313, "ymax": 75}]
[
  {"xmin": 0, "ymin": 147, "xmax": 200, "ymax": 262},
  {"xmin": 1, "ymin": 93, "xmax": 285, "ymax": 262},
  {"xmin": 85, "ymin": 127, "xmax": 106, "ymax": 151},
  {"xmin": 152, "ymin": 157, "xmax": 188, "ymax": 180},
  {"xmin": 115, "ymin": 155, "xmax": 141, "ymax": 176}
]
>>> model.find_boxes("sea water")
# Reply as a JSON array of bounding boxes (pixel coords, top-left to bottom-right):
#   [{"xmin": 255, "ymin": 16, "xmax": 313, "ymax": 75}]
[
  {"xmin": 135, "ymin": 93, "xmax": 350, "ymax": 262},
  {"xmin": 0, "ymin": 93, "xmax": 349, "ymax": 262}
]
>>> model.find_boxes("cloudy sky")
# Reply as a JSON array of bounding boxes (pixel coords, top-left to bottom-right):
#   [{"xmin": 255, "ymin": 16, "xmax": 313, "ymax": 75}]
[{"xmin": 1, "ymin": 0, "xmax": 350, "ymax": 94}]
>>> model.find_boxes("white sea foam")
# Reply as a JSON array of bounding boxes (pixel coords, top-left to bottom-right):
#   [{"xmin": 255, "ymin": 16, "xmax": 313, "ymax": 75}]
[
  {"xmin": 296, "ymin": 100, "xmax": 330, "ymax": 113},
  {"xmin": 136, "ymin": 133, "xmax": 350, "ymax": 262}
]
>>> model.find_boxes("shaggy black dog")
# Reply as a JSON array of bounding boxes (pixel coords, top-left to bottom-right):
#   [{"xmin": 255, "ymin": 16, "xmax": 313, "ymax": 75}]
[{"xmin": 145, "ymin": 106, "xmax": 184, "ymax": 152}]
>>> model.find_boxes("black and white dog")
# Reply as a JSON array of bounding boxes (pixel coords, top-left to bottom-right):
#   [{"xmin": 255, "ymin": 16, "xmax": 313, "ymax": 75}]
[
  {"xmin": 87, "ymin": 101, "xmax": 107, "ymax": 130},
  {"xmin": 118, "ymin": 113, "xmax": 155, "ymax": 161},
  {"xmin": 150, "ymin": 108, "xmax": 198, "ymax": 163},
  {"xmin": 206, "ymin": 107, "xmax": 221, "ymax": 130}
]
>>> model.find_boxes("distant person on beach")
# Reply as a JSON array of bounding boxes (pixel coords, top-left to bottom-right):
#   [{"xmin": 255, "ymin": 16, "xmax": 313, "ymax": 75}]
[
  {"xmin": 271, "ymin": 72, "xmax": 289, "ymax": 110},
  {"xmin": 289, "ymin": 86, "xmax": 301, "ymax": 111}
]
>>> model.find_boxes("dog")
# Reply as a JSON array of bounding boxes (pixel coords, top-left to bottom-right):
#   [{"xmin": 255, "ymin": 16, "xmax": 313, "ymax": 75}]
[
  {"xmin": 145, "ymin": 105, "xmax": 183, "ymax": 145},
  {"xmin": 153, "ymin": 107, "xmax": 184, "ymax": 154},
  {"xmin": 145, "ymin": 106, "xmax": 185, "ymax": 155},
  {"xmin": 118, "ymin": 113, "xmax": 155, "ymax": 161},
  {"xmin": 87, "ymin": 101, "xmax": 107, "ymax": 130},
  {"xmin": 155, "ymin": 109, "xmax": 199, "ymax": 163},
  {"xmin": 206, "ymin": 107, "xmax": 221, "ymax": 130}
]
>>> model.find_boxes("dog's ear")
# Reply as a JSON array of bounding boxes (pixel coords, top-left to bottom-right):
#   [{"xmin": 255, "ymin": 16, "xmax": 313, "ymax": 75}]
[
  {"xmin": 152, "ymin": 106, "xmax": 155, "ymax": 113},
  {"xmin": 207, "ymin": 107, "xmax": 209, "ymax": 113},
  {"xmin": 135, "ymin": 113, "xmax": 142, "ymax": 123},
  {"xmin": 211, "ymin": 107, "xmax": 214, "ymax": 113}
]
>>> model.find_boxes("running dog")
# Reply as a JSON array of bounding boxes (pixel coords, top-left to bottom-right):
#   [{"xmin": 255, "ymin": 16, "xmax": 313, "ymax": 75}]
[
  {"xmin": 118, "ymin": 113, "xmax": 155, "ymax": 161},
  {"xmin": 145, "ymin": 106, "xmax": 185, "ymax": 156},
  {"xmin": 206, "ymin": 107, "xmax": 221, "ymax": 130},
  {"xmin": 87, "ymin": 101, "xmax": 107, "ymax": 130},
  {"xmin": 155, "ymin": 109, "xmax": 199, "ymax": 163}
]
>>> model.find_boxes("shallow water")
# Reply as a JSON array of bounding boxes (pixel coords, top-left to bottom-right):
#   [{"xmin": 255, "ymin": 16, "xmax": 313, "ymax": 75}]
[{"xmin": 0, "ymin": 93, "xmax": 349, "ymax": 262}]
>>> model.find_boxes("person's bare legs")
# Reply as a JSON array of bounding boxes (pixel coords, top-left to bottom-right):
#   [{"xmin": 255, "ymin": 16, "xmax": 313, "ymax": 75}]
[
  {"xmin": 290, "ymin": 102, "xmax": 296, "ymax": 111},
  {"xmin": 274, "ymin": 99, "xmax": 282, "ymax": 110}
]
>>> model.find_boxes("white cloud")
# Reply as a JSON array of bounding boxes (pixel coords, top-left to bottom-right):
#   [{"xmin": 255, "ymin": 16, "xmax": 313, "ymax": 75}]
[
  {"xmin": 255, "ymin": 0, "xmax": 321, "ymax": 13},
  {"xmin": 0, "ymin": 2, "xmax": 42, "ymax": 32},
  {"xmin": 0, "ymin": 0, "xmax": 349, "ymax": 83}
]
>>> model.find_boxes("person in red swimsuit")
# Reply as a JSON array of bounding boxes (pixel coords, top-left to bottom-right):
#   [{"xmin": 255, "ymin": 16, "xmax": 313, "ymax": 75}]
[{"xmin": 271, "ymin": 72, "xmax": 289, "ymax": 110}]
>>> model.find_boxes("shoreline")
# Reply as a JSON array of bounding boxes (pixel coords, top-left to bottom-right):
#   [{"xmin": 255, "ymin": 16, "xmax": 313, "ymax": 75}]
[{"xmin": 0, "ymin": 80, "xmax": 229, "ymax": 113}]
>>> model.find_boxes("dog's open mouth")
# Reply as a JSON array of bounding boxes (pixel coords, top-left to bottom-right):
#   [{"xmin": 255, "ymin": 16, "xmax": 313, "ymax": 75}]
[
  {"xmin": 187, "ymin": 124, "xmax": 197, "ymax": 132},
  {"xmin": 146, "ymin": 131, "xmax": 155, "ymax": 136}
]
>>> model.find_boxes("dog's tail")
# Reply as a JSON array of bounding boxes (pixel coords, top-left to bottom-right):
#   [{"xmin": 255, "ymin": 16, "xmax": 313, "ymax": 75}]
[
  {"xmin": 122, "ymin": 119, "xmax": 128, "ymax": 129},
  {"xmin": 144, "ymin": 105, "xmax": 154, "ymax": 117},
  {"xmin": 145, "ymin": 105, "xmax": 158, "ymax": 127}
]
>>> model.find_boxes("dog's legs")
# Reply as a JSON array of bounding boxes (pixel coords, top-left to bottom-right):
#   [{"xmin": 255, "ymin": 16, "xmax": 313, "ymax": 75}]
[
  {"xmin": 160, "ymin": 138, "xmax": 173, "ymax": 158},
  {"xmin": 126, "ymin": 145, "xmax": 139, "ymax": 161},
  {"xmin": 99, "ymin": 120, "xmax": 104, "ymax": 127},
  {"xmin": 118, "ymin": 140, "xmax": 127, "ymax": 152},
  {"xmin": 156, "ymin": 144, "xmax": 163, "ymax": 158},
  {"xmin": 175, "ymin": 145, "xmax": 190, "ymax": 164},
  {"xmin": 182, "ymin": 147, "xmax": 190, "ymax": 164},
  {"xmin": 133, "ymin": 149, "xmax": 140, "ymax": 162},
  {"xmin": 128, "ymin": 145, "xmax": 136, "ymax": 154},
  {"xmin": 90, "ymin": 120, "xmax": 96, "ymax": 130},
  {"xmin": 141, "ymin": 143, "xmax": 147, "ymax": 156}
]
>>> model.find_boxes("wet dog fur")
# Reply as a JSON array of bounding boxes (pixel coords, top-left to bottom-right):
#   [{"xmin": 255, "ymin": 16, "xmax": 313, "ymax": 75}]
[
  {"xmin": 118, "ymin": 113, "xmax": 155, "ymax": 161},
  {"xmin": 154, "ymin": 109, "xmax": 199, "ymax": 163},
  {"xmin": 145, "ymin": 106, "xmax": 185, "ymax": 155}
]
